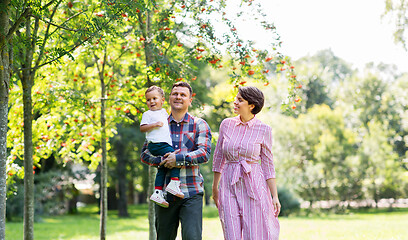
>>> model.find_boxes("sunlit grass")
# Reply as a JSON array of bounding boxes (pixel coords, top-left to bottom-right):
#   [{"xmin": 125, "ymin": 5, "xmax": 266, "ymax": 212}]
[{"xmin": 6, "ymin": 205, "xmax": 408, "ymax": 240}]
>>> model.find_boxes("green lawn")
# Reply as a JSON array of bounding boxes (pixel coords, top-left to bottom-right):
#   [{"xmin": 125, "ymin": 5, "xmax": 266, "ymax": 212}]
[{"xmin": 6, "ymin": 205, "xmax": 408, "ymax": 240}]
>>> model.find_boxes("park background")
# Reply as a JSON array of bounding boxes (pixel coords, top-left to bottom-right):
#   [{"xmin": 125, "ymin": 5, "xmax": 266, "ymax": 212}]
[{"xmin": 1, "ymin": 0, "xmax": 408, "ymax": 239}]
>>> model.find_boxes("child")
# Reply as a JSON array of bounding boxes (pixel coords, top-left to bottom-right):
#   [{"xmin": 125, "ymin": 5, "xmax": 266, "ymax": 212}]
[{"xmin": 140, "ymin": 86, "xmax": 184, "ymax": 208}]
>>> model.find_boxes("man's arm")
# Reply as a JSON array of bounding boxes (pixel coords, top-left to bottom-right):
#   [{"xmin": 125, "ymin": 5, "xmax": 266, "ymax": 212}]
[
  {"xmin": 161, "ymin": 118, "xmax": 212, "ymax": 168},
  {"xmin": 177, "ymin": 118, "xmax": 212, "ymax": 166},
  {"xmin": 140, "ymin": 140, "xmax": 162, "ymax": 167}
]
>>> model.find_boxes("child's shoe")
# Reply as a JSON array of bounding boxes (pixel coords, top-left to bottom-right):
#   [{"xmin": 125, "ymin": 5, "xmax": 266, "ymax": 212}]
[
  {"xmin": 150, "ymin": 189, "xmax": 169, "ymax": 208},
  {"xmin": 165, "ymin": 180, "xmax": 184, "ymax": 199}
]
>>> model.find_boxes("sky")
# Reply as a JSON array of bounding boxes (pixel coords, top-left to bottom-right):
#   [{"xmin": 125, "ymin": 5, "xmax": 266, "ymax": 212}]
[{"xmin": 248, "ymin": 0, "xmax": 408, "ymax": 72}]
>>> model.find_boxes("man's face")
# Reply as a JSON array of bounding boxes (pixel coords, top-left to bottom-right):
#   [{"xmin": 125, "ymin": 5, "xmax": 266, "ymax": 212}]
[{"xmin": 169, "ymin": 86, "xmax": 192, "ymax": 112}]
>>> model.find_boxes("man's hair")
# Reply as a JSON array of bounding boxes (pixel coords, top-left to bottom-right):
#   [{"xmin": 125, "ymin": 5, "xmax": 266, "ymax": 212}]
[
  {"xmin": 238, "ymin": 86, "xmax": 265, "ymax": 115},
  {"xmin": 171, "ymin": 81, "xmax": 193, "ymax": 98},
  {"xmin": 145, "ymin": 85, "xmax": 165, "ymax": 97}
]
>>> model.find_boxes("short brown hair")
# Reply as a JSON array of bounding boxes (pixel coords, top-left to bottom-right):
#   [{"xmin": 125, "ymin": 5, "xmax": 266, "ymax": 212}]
[
  {"xmin": 145, "ymin": 85, "xmax": 165, "ymax": 97},
  {"xmin": 171, "ymin": 81, "xmax": 193, "ymax": 98},
  {"xmin": 238, "ymin": 86, "xmax": 264, "ymax": 114}
]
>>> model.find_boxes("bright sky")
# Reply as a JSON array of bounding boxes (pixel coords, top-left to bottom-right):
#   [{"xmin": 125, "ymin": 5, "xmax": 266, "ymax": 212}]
[{"xmin": 256, "ymin": 0, "xmax": 408, "ymax": 72}]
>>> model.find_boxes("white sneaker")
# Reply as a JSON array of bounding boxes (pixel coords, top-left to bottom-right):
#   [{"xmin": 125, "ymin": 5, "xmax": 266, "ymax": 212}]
[
  {"xmin": 150, "ymin": 190, "xmax": 169, "ymax": 208},
  {"xmin": 165, "ymin": 180, "xmax": 184, "ymax": 199}
]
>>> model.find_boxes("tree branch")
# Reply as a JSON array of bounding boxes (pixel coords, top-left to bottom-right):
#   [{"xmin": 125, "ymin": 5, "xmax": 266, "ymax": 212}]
[
  {"xmin": 39, "ymin": 18, "xmax": 85, "ymax": 33},
  {"xmin": 41, "ymin": 0, "xmax": 58, "ymax": 11},
  {"xmin": 34, "ymin": 0, "xmax": 62, "ymax": 69},
  {"xmin": 0, "ymin": 7, "xmax": 31, "ymax": 51}
]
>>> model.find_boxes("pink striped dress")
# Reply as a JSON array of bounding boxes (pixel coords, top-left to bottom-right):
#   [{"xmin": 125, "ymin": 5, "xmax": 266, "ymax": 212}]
[{"xmin": 213, "ymin": 116, "xmax": 280, "ymax": 240}]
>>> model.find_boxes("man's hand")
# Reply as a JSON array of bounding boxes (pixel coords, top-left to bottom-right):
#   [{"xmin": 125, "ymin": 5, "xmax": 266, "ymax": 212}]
[{"xmin": 160, "ymin": 149, "xmax": 181, "ymax": 169}]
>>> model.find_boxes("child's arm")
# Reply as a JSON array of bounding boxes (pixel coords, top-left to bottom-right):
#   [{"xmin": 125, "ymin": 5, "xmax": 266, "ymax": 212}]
[{"xmin": 140, "ymin": 121, "xmax": 164, "ymax": 132}]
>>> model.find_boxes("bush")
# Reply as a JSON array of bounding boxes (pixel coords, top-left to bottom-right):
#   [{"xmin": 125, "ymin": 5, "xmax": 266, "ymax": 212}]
[
  {"xmin": 278, "ymin": 186, "xmax": 300, "ymax": 216},
  {"xmin": 6, "ymin": 168, "xmax": 85, "ymax": 220},
  {"xmin": 6, "ymin": 183, "xmax": 24, "ymax": 221}
]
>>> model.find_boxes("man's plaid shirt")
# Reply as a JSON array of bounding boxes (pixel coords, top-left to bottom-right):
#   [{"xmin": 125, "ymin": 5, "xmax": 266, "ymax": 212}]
[{"xmin": 141, "ymin": 112, "xmax": 212, "ymax": 199}]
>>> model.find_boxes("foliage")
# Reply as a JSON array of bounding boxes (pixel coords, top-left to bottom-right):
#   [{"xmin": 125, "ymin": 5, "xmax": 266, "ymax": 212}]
[
  {"xmin": 384, "ymin": 0, "xmax": 408, "ymax": 50},
  {"xmin": 6, "ymin": 160, "xmax": 86, "ymax": 220},
  {"xmin": 278, "ymin": 187, "xmax": 300, "ymax": 216},
  {"xmin": 267, "ymin": 53, "xmax": 408, "ymax": 206}
]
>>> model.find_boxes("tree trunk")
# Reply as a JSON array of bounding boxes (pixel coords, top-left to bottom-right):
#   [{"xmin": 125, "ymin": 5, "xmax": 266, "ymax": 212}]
[
  {"xmin": 140, "ymin": 8, "xmax": 156, "ymax": 240},
  {"xmin": 22, "ymin": 17, "xmax": 35, "ymax": 240},
  {"xmin": 0, "ymin": 1, "xmax": 11, "ymax": 238},
  {"xmin": 372, "ymin": 166, "xmax": 378, "ymax": 208},
  {"xmin": 148, "ymin": 166, "xmax": 157, "ymax": 240},
  {"xmin": 128, "ymin": 160, "xmax": 135, "ymax": 204},
  {"xmin": 0, "ymin": 53, "xmax": 9, "ymax": 240},
  {"xmin": 99, "ymin": 51, "xmax": 108, "ymax": 240},
  {"xmin": 116, "ymin": 139, "xmax": 129, "ymax": 217}
]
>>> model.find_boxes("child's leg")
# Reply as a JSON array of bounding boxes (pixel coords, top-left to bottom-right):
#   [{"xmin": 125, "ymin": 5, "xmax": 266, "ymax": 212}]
[
  {"xmin": 166, "ymin": 167, "xmax": 184, "ymax": 198},
  {"xmin": 148, "ymin": 142, "xmax": 174, "ymax": 188},
  {"xmin": 148, "ymin": 142, "xmax": 174, "ymax": 157},
  {"xmin": 170, "ymin": 167, "xmax": 181, "ymax": 181},
  {"xmin": 155, "ymin": 167, "xmax": 168, "ymax": 190}
]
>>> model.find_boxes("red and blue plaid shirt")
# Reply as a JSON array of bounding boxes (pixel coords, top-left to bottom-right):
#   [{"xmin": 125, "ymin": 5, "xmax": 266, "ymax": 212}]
[{"xmin": 141, "ymin": 112, "xmax": 212, "ymax": 198}]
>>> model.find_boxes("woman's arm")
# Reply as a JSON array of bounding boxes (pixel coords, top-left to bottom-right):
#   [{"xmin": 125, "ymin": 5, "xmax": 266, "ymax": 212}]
[
  {"xmin": 212, "ymin": 172, "xmax": 222, "ymax": 208},
  {"xmin": 212, "ymin": 119, "xmax": 228, "ymax": 208},
  {"xmin": 260, "ymin": 125, "xmax": 280, "ymax": 216},
  {"xmin": 266, "ymin": 178, "xmax": 281, "ymax": 217}
]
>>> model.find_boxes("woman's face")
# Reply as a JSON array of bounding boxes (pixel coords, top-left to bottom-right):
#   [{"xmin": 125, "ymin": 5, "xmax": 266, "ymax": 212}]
[{"xmin": 233, "ymin": 92, "xmax": 254, "ymax": 116}]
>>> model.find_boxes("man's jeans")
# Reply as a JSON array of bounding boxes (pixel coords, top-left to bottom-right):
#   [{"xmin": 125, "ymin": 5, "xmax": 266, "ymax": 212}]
[{"xmin": 155, "ymin": 193, "xmax": 203, "ymax": 240}]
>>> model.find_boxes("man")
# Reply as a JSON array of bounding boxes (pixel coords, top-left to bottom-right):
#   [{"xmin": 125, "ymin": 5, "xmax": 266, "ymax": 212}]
[{"xmin": 141, "ymin": 81, "xmax": 212, "ymax": 240}]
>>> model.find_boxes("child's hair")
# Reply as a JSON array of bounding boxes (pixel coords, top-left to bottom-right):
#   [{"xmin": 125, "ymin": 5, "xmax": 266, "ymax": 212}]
[{"xmin": 145, "ymin": 85, "xmax": 165, "ymax": 97}]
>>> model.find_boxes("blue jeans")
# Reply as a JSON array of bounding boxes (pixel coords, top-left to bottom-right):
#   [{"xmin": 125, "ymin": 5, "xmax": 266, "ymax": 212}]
[{"xmin": 148, "ymin": 142, "xmax": 179, "ymax": 188}]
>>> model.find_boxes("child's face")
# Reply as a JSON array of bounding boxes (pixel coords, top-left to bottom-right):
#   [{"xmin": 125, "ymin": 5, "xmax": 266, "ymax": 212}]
[{"xmin": 145, "ymin": 90, "xmax": 165, "ymax": 111}]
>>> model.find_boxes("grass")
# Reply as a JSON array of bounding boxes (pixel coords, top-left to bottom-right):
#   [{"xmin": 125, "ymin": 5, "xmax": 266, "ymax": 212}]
[{"xmin": 6, "ymin": 205, "xmax": 408, "ymax": 240}]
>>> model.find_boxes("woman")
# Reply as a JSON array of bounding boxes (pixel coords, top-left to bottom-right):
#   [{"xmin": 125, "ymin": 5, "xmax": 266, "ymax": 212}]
[{"xmin": 212, "ymin": 86, "xmax": 280, "ymax": 240}]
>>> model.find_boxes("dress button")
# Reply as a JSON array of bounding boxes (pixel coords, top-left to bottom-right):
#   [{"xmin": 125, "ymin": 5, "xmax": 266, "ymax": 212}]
[
  {"xmin": 176, "ymin": 135, "xmax": 179, "ymax": 137},
  {"xmin": 175, "ymin": 145, "xmax": 178, "ymax": 148}
]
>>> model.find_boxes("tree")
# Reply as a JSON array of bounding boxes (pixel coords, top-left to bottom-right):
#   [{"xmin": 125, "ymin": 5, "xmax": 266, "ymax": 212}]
[
  {"xmin": 108, "ymin": 1, "xmax": 300, "ymax": 238},
  {"xmin": 0, "ymin": 1, "xmax": 32, "ymax": 239},
  {"xmin": 294, "ymin": 49, "xmax": 354, "ymax": 111},
  {"xmin": 5, "ymin": 1, "xmax": 115, "ymax": 239},
  {"xmin": 111, "ymin": 123, "xmax": 145, "ymax": 217},
  {"xmin": 384, "ymin": 0, "xmax": 408, "ymax": 50},
  {"xmin": 271, "ymin": 105, "xmax": 358, "ymax": 205},
  {"xmin": 5, "ymin": 1, "xmax": 299, "ymax": 239},
  {"xmin": 0, "ymin": 1, "xmax": 11, "ymax": 238}
]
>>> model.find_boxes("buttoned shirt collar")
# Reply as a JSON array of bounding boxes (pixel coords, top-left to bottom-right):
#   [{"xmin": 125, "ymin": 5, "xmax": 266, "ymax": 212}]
[
  {"xmin": 169, "ymin": 112, "xmax": 191, "ymax": 123},
  {"xmin": 234, "ymin": 115, "xmax": 257, "ymax": 127}
]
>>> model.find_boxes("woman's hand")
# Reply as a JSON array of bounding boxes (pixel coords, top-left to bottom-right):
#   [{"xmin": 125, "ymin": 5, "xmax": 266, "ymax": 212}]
[
  {"xmin": 212, "ymin": 172, "xmax": 221, "ymax": 209},
  {"xmin": 272, "ymin": 197, "xmax": 281, "ymax": 217},
  {"xmin": 212, "ymin": 187, "xmax": 219, "ymax": 209}
]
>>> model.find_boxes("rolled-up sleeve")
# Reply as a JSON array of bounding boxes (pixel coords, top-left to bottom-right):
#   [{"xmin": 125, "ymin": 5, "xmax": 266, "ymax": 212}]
[
  {"xmin": 260, "ymin": 126, "xmax": 276, "ymax": 180},
  {"xmin": 140, "ymin": 140, "xmax": 162, "ymax": 167},
  {"xmin": 177, "ymin": 118, "xmax": 212, "ymax": 166},
  {"xmin": 212, "ymin": 119, "xmax": 227, "ymax": 173}
]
